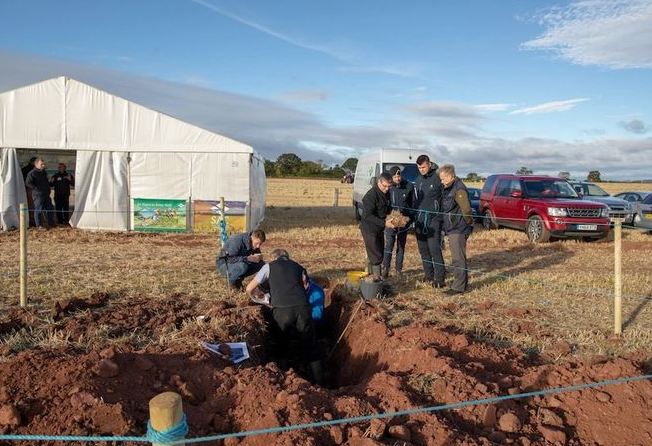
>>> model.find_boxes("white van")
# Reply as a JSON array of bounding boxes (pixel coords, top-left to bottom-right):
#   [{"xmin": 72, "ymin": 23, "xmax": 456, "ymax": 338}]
[{"xmin": 352, "ymin": 148, "xmax": 434, "ymax": 220}]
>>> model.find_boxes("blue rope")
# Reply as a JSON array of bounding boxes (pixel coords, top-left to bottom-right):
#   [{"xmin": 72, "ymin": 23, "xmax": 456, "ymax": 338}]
[
  {"xmin": 0, "ymin": 374, "xmax": 650, "ymax": 444},
  {"xmin": 147, "ymin": 413, "xmax": 189, "ymax": 444},
  {"xmin": 218, "ymin": 217, "xmax": 228, "ymax": 245}
]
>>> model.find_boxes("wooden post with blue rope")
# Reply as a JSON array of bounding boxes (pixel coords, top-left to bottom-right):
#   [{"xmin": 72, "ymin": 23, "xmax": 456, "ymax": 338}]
[
  {"xmin": 149, "ymin": 391, "xmax": 186, "ymax": 446},
  {"xmin": 20, "ymin": 202, "xmax": 27, "ymax": 308},
  {"xmin": 614, "ymin": 219, "xmax": 622, "ymax": 335}
]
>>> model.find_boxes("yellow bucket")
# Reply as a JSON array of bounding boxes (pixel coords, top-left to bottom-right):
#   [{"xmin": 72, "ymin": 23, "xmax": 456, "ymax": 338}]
[{"xmin": 346, "ymin": 270, "xmax": 368, "ymax": 286}]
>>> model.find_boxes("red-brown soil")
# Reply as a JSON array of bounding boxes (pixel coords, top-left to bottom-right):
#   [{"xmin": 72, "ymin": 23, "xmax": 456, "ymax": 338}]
[{"xmin": 1, "ymin": 287, "xmax": 652, "ymax": 446}]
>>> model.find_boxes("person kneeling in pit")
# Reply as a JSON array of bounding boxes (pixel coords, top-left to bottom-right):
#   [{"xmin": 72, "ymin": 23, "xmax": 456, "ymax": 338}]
[{"xmin": 246, "ymin": 249, "xmax": 323, "ymax": 385}]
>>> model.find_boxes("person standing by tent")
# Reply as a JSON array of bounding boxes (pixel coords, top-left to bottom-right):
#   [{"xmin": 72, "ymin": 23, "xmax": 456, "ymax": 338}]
[
  {"xmin": 21, "ymin": 156, "xmax": 37, "ymax": 227},
  {"xmin": 361, "ymin": 173, "xmax": 394, "ymax": 280},
  {"xmin": 25, "ymin": 158, "xmax": 55, "ymax": 229},
  {"xmin": 382, "ymin": 166, "xmax": 414, "ymax": 279},
  {"xmin": 414, "ymin": 154, "xmax": 445, "ymax": 288},
  {"xmin": 50, "ymin": 163, "xmax": 74, "ymax": 225},
  {"xmin": 245, "ymin": 248, "xmax": 323, "ymax": 384},
  {"xmin": 217, "ymin": 229, "xmax": 266, "ymax": 290},
  {"xmin": 438, "ymin": 164, "xmax": 474, "ymax": 295}
]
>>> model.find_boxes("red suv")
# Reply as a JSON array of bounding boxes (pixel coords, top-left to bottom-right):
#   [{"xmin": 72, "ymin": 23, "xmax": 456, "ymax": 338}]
[{"xmin": 480, "ymin": 174, "xmax": 610, "ymax": 242}]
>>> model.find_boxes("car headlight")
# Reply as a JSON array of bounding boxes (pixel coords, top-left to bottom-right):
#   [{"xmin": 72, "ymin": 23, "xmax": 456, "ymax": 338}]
[
  {"xmin": 548, "ymin": 207, "xmax": 567, "ymax": 217},
  {"xmin": 600, "ymin": 208, "xmax": 609, "ymax": 217}
]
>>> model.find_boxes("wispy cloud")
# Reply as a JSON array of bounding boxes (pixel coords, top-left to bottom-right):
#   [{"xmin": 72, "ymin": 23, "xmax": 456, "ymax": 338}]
[
  {"xmin": 509, "ymin": 98, "xmax": 590, "ymax": 115},
  {"xmin": 405, "ymin": 101, "xmax": 484, "ymax": 120},
  {"xmin": 620, "ymin": 119, "xmax": 650, "ymax": 134},
  {"xmin": 182, "ymin": 75, "xmax": 212, "ymax": 88},
  {"xmin": 279, "ymin": 89, "xmax": 328, "ymax": 102},
  {"xmin": 474, "ymin": 103, "xmax": 515, "ymax": 113},
  {"xmin": 522, "ymin": 0, "xmax": 652, "ymax": 69}
]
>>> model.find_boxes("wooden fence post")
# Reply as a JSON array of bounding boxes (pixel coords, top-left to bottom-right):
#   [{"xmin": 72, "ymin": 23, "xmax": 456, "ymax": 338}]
[
  {"xmin": 20, "ymin": 202, "xmax": 27, "ymax": 308},
  {"xmin": 149, "ymin": 392, "xmax": 185, "ymax": 446},
  {"xmin": 333, "ymin": 188, "xmax": 339, "ymax": 208},
  {"xmin": 614, "ymin": 219, "xmax": 622, "ymax": 335}
]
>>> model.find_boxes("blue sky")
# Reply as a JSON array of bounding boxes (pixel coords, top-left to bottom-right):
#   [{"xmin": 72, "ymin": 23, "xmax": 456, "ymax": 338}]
[{"xmin": 0, "ymin": 0, "xmax": 651, "ymax": 179}]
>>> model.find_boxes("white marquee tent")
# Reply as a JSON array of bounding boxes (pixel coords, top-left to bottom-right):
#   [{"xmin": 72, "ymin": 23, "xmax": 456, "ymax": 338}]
[{"xmin": 0, "ymin": 76, "xmax": 266, "ymax": 231}]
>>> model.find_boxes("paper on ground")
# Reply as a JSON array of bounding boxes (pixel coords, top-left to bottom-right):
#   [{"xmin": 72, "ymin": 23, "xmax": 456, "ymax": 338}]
[{"xmin": 201, "ymin": 341, "xmax": 250, "ymax": 364}]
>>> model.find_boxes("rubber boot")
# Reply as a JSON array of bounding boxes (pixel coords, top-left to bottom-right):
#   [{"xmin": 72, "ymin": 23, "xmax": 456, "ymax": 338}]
[
  {"xmin": 371, "ymin": 265, "xmax": 382, "ymax": 282},
  {"xmin": 309, "ymin": 360, "xmax": 324, "ymax": 386}
]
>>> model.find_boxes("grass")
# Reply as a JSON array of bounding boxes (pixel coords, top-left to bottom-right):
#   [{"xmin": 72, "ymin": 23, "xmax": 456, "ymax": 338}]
[{"xmin": 1, "ymin": 178, "xmax": 652, "ymax": 360}]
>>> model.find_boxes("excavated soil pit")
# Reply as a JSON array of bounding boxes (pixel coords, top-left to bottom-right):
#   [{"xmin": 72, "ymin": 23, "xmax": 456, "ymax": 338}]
[{"xmin": 2, "ymin": 287, "xmax": 652, "ymax": 445}]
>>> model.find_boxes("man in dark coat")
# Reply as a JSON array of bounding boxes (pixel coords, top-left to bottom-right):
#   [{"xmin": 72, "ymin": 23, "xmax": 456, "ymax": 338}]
[
  {"xmin": 24, "ymin": 158, "xmax": 55, "ymax": 229},
  {"xmin": 438, "ymin": 164, "xmax": 474, "ymax": 294},
  {"xmin": 382, "ymin": 166, "xmax": 415, "ymax": 279},
  {"xmin": 50, "ymin": 163, "xmax": 75, "ymax": 225},
  {"xmin": 360, "ymin": 172, "xmax": 394, "ymax": 280},
  {"xmin": 216, "ymin": 229, "xmax": 266, "ymax": 289},
  {"xmin": 246, "ymin": 249, "xmax": 322, "ymax": 384},
  {"xmin": 414, "ymin": 154, "xmax": 445, "ymax": 288},
  {"xmin": 21, "ymin": 157, "xmax": 37, "ymax": 226}
]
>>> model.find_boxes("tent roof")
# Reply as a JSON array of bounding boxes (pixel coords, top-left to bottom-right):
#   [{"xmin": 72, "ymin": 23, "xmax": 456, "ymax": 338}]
[{"xmin": 0, "ymin": 76, "xmax": 255, "ymax": 154}]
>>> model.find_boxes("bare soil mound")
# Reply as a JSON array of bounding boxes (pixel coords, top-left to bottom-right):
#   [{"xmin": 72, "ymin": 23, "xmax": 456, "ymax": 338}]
[{"xmin": 1, "ymin": 287, "xmax": 652, "ymax": 445}]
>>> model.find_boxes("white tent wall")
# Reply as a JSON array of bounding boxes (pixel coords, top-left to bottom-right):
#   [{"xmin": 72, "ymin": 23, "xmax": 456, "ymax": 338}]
[
  {"xmin": 70, "ymin": 151, "xmax": 129, "ymax": 231},
  {"xmin": 0, "ymin": 148, "xmax": 27, "ymax": 230},
  {"xmin": 130, "ymin": 153, "xmax": 192, "ymax": 200},
  {"xmin": 190, "ymin": 152, "xmax": 250, "ymax": 202}
]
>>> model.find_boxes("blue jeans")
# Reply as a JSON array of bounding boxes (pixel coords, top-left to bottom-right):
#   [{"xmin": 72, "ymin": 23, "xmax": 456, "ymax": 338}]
[
  {"xmin": 216, "ymin": 258, "xmax": 264, "ymax": 286},
  {"xmin": 383, "ymin": 228, "xmax": 408, "ymax": 272},
  {"xmin": 33, "ymin": 193, "xmax": 54, "ymax": 227}
]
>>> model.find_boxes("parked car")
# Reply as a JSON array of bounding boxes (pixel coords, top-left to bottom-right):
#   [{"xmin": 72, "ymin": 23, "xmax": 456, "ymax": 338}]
[
  {"xmin": 467, "ymin": 187, "xmax": 481, "ymax": 221},
  {"xmin": 568, "ymin": 180, "xmax": 634, "ymax": 225},
  {"xmin": 480, "ymin": 174, "xmax": 610, "ymax": 243},
  {"xmin": 613, "ymin": 190, "xmax": 652, "ymax": 227}
]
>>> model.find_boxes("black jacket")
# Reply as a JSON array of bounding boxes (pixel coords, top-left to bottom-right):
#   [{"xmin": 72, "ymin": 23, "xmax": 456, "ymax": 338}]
[
  {"xmin": 414, "ymin": 168, "xmax": 443, "ymax": 221},
  {"xmin": 442, "ymin": 177, "xmax": 473, "ymax": 235},
  {"xmin": 51, "ymin": 172, "xmax": 75, "ymax": 196},
  {"xmin": 220, "ymin": 232, "xmax": 261, "ymax": 264},
  {"xmin": 25, "ymin": 168, "xmax": 50, "ymax": 195},
  {"xmin": 389, "ymin": 179, "xmax": 415, "ymax": 220},
  {"xmin": 269, "ymin": 257, "xmax": 309, "ymax": 308},
  {"xmin": 361, "ymin": 183, "xmax": 389, "ymax": 233}
]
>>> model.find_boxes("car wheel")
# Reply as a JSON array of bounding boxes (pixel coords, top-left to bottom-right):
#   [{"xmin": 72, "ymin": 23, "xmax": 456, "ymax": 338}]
[
  {"xmin": 354, "ymin": 203, "xmax": 361, "ymax": 221},
  {"xmin": 526, "ymin": 215, "xmax": 551, "ymax": 243},
  {"xmin": 483, "ymin": 210, "xmax": 498, "ymax": 230},
  {"xmin": 633, "ymin": 213, "xmax": 640, "ymax": 226}
]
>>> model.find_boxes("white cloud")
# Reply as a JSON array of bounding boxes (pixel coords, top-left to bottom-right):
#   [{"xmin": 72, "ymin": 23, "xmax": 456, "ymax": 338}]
[
  {"xmin": 474, "ymin": 103, "xmax": 515, "ymax": 113},
  {"xmin": 279, "ymin": 89, "xmax": 328, "ymax": 102},
  {"xmin": 522, "ymin": 0, "xmax": 652, "ymax": 69},
  {"xmin": 509, "ymin": 98, "xmax": 590, "ymax": 115},
  {"xmin": 182, "ymin": 75, "xmax": 212, "ymax": 88},
  {"xmin": 1, "ymin": 51, "xmax": 651, "ymax": 179},
  {"xmin": 620, "ymin": 119, "xmax": 650, "ymax": 134}
]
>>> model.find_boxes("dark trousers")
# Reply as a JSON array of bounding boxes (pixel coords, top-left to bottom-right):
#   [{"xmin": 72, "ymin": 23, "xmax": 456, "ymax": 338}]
[
  {"xmin": 415, "ymin": 217, "xmax": 445, "ymax": 282},
  {"xmin": 383, "ymin": 228, "xmax": 408, "ymax": 272},
  {"xmin": 272, "ymin": 305, "xmax": 318, "ymax": 363},
  {"xmin": 216, "ymin": 258, "xmax": 264, "ymax": 286},
  {"xmin": 54, "ymin": 194, "xmax": 70, "ymax": 224},
  {"xmin": 361, "ymin": 227, "xmax": 384, "ymax": 266},
  {"xmin": 448, "ymin": 233, "xmax": 469, "ymax": 292},
  {"xmin": 32, "ymin": 193, "xmax": 54, "ymax": 228}
]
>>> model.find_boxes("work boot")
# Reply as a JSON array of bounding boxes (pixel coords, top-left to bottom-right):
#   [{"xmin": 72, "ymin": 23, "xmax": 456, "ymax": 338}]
[
  {"xmin": 381, "ymin": 267, "xmax": 389, "ymax": 280},
  {"xmin": 309, "ymin": 360, "xmax": 324, "ymax": 386}
]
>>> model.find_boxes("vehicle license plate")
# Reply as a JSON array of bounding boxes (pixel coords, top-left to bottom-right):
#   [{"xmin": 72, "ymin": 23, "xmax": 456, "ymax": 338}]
[{"xmin": 576, "ymin": 224, "xmax": 597, "ymax": 231}]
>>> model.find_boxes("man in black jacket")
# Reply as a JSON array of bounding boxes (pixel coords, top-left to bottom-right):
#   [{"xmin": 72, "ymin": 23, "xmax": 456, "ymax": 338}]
[
  {"xmin": 246, "ymin": 249, "xmax": 322, "ymax": 384},
  {"xmin": 414, "ymin": 154, "xmax": 445, "ymax": 288},
  {"xmin": 382, "ymin": 166, "xmax": 414, "ymax": 279},
  {"xmin": 24, "ymin": 158, "xmax": 55, "ymax": 229},
  {"xmin": 50, "ymin": 163, "xmax": 75, "ymax": 225},
  {"xmin": 361, "ymin": 172, "xmax": 395, "ymax": 280},
  {"xmin": 216, "ymin": 229, "xmax": 266, "ymax": 290}
]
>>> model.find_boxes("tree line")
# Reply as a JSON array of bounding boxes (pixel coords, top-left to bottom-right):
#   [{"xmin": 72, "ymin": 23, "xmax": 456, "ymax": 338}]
[{"xmin": 265, "ymin": 153, "xmax": 358, "ymax": 178}]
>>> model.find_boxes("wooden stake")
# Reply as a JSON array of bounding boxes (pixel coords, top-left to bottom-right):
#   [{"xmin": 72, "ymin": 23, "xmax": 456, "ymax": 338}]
[
  {"xmin": 20, "ymin": 203, "xmax": 27, "ymax": 308},
  {"xmin": 614, "ymin": 219, "xmax": 622, "ymax": 335},
  {"xmin": 333, "ymin": 187, "xmax": 339, "ymax": 208},
  {"xmin": 149, "ymin": 392, "xmax": 185, "ymax": 446}
]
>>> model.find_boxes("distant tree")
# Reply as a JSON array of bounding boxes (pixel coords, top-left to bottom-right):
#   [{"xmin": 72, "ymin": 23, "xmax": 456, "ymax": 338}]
[
  {"xmin": 342, "ymin": 157, "xmax": 358, "ymax": 173},
  {"xmin": 558, "ymin": 171, "xmax": 571, "ymax": 179},
  {"xmin": 297, "ymin": 161, "xmax": 323, "ymax": 177},
  {"xmin": 264, "ymin": 159, "xmax": 276, "ymax": 177},
  {"xmin": 275, "ymin": 153, "xmax": 303, "ymax": 176},
  {"xmin": 516, "ymin": 166, "xmax": 533, "ymax": 175},
  {"xmin": 587, "ymin": 170, "xmax": 602, "ymax": 182},
  {"xmin": 465, "ymin": 172, "xmax": 480, "ymax": 182}
]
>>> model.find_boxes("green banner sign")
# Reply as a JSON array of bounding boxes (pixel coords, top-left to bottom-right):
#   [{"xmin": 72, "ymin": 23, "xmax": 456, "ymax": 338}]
[{"xmin": 133, "ymin": 198, "xmax": 187, "ymax": 232}]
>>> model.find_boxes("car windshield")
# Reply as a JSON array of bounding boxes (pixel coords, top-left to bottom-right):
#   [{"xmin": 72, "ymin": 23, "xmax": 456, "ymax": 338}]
[
  {"xmin": 523, "ymin": 179, "xmax": 578, "ymax": 198},
  {"xmin": 643, "ymin": 194, "xmax": 652, "ymax": 205},
  {"xmin": 467, "ymin": 188, "xmax": 481, "ymax": 200},
  {"xmin": 383, "ymin": 163, "xmax": 419, "ymax": 184}
]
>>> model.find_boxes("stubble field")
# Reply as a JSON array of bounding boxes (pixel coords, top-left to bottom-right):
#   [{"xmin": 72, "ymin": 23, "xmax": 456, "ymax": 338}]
[{"xmin": 1, "ymin": 178, "xmax": 652, "ymax": 445}]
